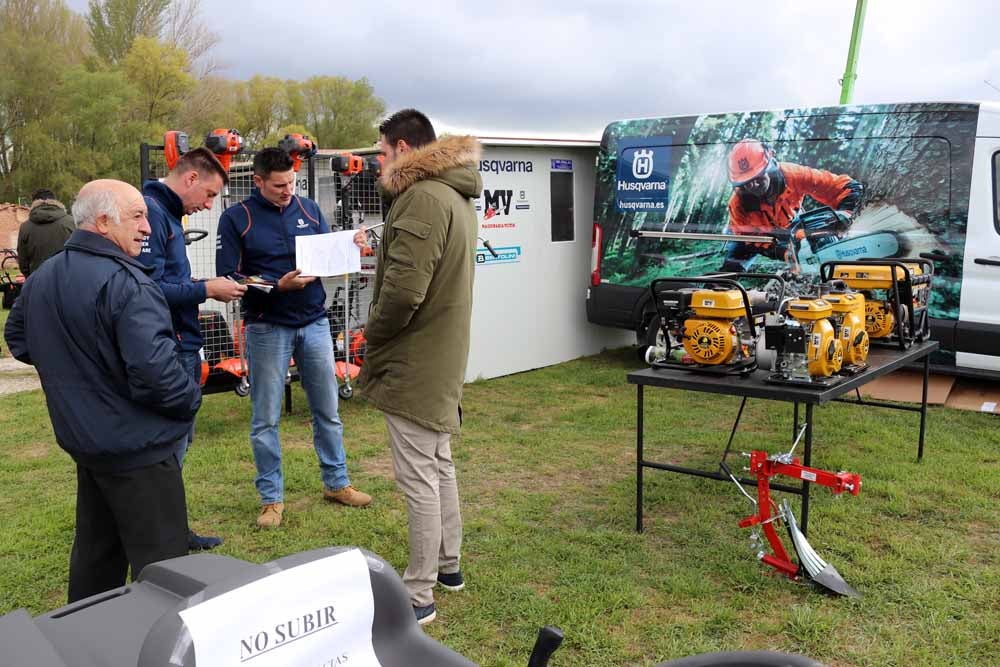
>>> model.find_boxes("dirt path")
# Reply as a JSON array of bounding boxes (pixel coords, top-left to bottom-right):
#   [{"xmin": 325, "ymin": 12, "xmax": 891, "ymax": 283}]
[{"xmin": 0, "ymin": 355, "xmax": 40, "ymax": 395}]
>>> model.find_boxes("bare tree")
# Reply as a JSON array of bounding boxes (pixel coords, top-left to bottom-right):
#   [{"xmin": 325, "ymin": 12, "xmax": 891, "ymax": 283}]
[{"xmin": 162, "ymin": 0, "xmax": 220, "ymax": 76}]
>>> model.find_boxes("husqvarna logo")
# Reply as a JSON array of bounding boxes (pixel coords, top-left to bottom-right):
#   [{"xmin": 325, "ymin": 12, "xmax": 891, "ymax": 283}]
[
  {"xmin": 296, "ymin": 218, "xmax": 307, "ymax": 229},
  {"xmin": 632, "ymin": 149, "xmax": 654, "ymax": 179},
  {"xmin": 738, "ymin": 157, "xmax": 751, "ymax": 172},
  {"xmin": 616, "ymin": 144, "xmax": 670, "ymax": 212}
]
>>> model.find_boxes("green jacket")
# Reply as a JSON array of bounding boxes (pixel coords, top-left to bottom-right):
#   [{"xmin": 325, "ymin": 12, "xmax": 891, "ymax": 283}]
[
  {"xmin": 359, "ymin": 135, "xmax": 483, "ymax": 434},
  {"xmin": 17, "ymin": 200, "xmax": 75, "ymax": 277}
]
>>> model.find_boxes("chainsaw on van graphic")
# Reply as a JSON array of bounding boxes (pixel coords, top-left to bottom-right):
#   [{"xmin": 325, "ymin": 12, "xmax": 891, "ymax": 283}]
[
  {"xmin": 776, "ymin": 206, "xmax": 907, "ymax": 273},
  {"xmin": 719, "ymin": 206, "xmax": 907, "ymax": 274},
  {"xmin": 631, "ymin": 206, "xmax": 905, "ymax": 275}
]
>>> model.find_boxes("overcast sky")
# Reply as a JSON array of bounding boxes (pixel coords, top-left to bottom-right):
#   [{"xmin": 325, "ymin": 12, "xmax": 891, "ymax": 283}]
[{"xmin": 67, "ymin": 0, "xmax": 1000, "ymax": 138}]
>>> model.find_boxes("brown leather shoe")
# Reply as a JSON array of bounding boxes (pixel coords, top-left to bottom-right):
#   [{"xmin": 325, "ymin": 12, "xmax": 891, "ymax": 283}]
[
  {"xmin": 256, "ymin": 502, "xmax": 284, "ymax": 528},
  {"xmin": 323, "ymin": 485, "xmax": 372, "ymax": 507}
]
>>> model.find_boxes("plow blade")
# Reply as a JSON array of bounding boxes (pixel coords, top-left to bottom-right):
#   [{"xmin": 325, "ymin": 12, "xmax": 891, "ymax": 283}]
[{"xmin": 782, "ymin": 500, "xmax": 861, "ymax": 598}]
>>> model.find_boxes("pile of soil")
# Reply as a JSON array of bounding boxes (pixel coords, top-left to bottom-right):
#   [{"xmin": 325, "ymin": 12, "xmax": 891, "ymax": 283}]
[{"xmin": 0, "ymin": 203, "xmax": 28, "ymax": 254}]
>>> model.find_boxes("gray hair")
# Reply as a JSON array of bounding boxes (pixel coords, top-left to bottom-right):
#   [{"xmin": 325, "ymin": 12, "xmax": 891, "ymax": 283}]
[{"xmin": 71, "ymin": 188, "xmax": 120, "ymax": 228}]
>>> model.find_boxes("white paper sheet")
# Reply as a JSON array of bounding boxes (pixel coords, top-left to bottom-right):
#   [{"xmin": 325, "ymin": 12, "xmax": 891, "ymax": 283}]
[
  {"xmin": 295, "ymin": 230, "xmax": 361, "ymax": 277},
  {"xmin": 178, "ymin": 549, "xmax": 381, "ymax": 667}
]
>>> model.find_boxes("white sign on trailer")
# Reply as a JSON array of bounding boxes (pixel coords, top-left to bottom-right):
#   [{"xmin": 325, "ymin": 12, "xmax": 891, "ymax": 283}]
[{"xmin": 465, "ymin": 141, "xmax": 631, "ymax": 381}]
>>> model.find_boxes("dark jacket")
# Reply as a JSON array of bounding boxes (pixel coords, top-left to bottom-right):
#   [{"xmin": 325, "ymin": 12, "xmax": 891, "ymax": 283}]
[
  {"xmin": 216, "ymin": 191, "xmax": 330, "ymax": 328},
  {"xmin": 3, "ymin": 230, "xmax": 201, "ymax": 472},
  {"xmin": 359, "ymin": 135, "xmax": 483, "ymax": 434},
  {"xmin": 140, "ymin": 180, "xmax": 208, "ymax": 353},
  {"xmin": 16, "ymin": 200, "xmax": 75, "ymax": 277}
]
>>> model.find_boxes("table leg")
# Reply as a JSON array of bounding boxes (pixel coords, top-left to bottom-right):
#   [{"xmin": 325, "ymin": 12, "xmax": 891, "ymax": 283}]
[
  {"xmin": 800, "ymin": 403, "xmax": 813, "ymax": 537},
  {"xmin": 793, "ymin": 402, "xmax": 799, "ymax": 442},
  {"xmin": 636, "ymin": 384, "xmax": 644, "ymax": 533},
  {"xmin": 919, "ymin": 352, "xmax": 929, "ymax": 461}
]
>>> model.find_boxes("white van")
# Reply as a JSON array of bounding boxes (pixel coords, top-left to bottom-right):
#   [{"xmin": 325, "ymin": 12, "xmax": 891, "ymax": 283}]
[{"xmin": 586, "ymin": 102, "xmax": 1000, "ymax": 376}]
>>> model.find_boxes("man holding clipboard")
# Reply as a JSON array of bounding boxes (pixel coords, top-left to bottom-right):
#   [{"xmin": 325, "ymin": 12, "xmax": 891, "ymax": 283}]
[{"xmin": 216, "ymin": 148, "xmax": 371, "ymax": 528}]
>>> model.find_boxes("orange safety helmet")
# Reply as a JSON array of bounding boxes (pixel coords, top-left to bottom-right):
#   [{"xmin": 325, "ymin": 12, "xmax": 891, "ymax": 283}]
[{"xmin": 728, "ymin": 138, "xmax": 773, "ymax": 185}]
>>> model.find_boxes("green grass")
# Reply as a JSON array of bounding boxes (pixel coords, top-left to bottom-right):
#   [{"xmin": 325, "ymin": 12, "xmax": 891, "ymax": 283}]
[{"xmin": 1, "ymin": 348, "xmax": 999, "ymax": 666}]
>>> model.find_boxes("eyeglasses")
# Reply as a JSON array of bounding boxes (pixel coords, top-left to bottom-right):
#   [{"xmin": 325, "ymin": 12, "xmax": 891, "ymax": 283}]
[{"xmin": 742, "ymin": 174, "xmax": 769, "ymax": 195}]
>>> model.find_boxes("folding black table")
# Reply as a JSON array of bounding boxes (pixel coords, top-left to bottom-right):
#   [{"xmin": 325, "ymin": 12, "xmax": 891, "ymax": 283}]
[{"xmin": 627, "ymin": 340, "xmax": 938, "ymax": 534}]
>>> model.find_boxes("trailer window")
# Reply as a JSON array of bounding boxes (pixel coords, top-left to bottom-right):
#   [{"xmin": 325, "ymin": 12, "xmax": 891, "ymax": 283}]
[
  {"xmin": 550, "ymin": 171, "xmax": 574, "ymax": 242},
  {"xmin": 993, "ymin": 151, "xmax": 1000, "ymax": 234}
]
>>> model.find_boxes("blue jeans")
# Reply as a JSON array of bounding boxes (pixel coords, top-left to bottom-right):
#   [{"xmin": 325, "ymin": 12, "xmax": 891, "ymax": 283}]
[
  {"xmin": 177, "ymin": 350, "xmax": 203, "ymax": 467},
  {"xmin": 246, "ymin": 318, "xmax": 350, "ymax": 504}
]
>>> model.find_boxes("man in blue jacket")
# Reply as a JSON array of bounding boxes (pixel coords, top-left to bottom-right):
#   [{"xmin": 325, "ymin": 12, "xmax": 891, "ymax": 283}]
[
  {"xmin": 4, "ymin": 179, "xmax": 201, "ymax": 603},
  {"xmin": 141, "ymin": 147, "xmax": 246, "ymax": 550},
  {"xmin": 217, "ymin": 148, "xmax": 370, "ymax": 528}
]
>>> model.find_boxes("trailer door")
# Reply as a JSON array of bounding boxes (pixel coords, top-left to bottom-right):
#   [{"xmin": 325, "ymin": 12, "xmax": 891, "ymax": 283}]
[{"xmin": 957, "ymin": 140, "xmax": 1000, "ymax": 371}]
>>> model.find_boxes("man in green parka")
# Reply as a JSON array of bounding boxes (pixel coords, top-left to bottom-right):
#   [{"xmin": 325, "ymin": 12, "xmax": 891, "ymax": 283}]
[
  {"xmin": 16, "ymin": 188, "xmax": 75, "ymax": 278},
  {"xmin": 358, "ymin": 109, "xmax": 482, "ymax": 626}
]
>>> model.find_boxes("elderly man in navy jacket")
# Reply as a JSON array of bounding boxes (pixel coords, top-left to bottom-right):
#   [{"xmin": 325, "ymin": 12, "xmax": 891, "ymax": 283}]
[{"xmin": 4, "ymin": 179, "xmax": 201, "ymax": 603}]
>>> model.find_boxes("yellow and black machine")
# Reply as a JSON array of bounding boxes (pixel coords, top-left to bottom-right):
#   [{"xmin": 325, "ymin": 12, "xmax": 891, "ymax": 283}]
[
  {"xmin": 818, "ymin": 280, "xmax": 870, "ymax": 372},
  {"xmin": 820, "ymin": 259, "xmax": 933, "ymax": 350},
  {"xmin": 646, "ymin": 273, "xmax": 784, "ymax": 375},
  {"xmin": 763, "ymin": 297, "xmax": 845, "ymax": 387}
]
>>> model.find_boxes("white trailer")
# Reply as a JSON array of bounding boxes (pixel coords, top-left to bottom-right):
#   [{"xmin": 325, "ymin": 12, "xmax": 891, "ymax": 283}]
[{"xmin": 465, "ymin": 137, "xmax": 631, "ymax": 380}]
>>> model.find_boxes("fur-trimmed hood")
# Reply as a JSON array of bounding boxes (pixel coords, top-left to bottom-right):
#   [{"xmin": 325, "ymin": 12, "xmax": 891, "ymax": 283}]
[
  {"xmin": 381, "ymin": 135, "xmax": 482, "ymax": 197},
  {"xmin": 28, "ymin": 200, "xmax": 70, "ymax": 225}
]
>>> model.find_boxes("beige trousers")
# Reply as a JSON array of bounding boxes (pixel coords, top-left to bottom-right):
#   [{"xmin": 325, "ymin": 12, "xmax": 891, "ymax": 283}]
[{"xmin": 384, "ymin": 412, "xmax": 463, "ymax": 607}]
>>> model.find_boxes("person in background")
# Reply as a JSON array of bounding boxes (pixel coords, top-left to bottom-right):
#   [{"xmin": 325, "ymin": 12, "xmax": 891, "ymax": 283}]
[{"xmin": 16, "ymin": 187, "xmax": 75, "ymax": 278}]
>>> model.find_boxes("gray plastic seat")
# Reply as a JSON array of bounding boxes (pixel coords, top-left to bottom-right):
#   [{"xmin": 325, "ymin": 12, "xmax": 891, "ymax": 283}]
[{"xmin": 0, "ymin": 546, "xmax": 474, "ymax": 667}]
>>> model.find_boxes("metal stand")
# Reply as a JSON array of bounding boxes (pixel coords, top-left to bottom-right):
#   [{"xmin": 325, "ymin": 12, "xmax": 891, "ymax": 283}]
[{"xmin": 631, "ymin": 341, "xmax": 937, "ymax": 535}]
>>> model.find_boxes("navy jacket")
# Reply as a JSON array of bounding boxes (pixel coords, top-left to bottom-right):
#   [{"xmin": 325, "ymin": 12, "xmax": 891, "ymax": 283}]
[
  {"xmin": 216, "ymin": 192, "xmax": 329, "ymax": 328},
  {"xmin": 3, "ymin": 230, "xmax": 201, "ymax": 472},
  {"xmin": 140, "ymin": 180, "xmax": 207, "ymax": 353}
]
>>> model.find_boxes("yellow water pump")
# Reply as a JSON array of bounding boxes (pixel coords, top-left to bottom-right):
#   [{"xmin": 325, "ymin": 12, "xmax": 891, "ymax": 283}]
[
  {"xmin": 647, "ymin": 274, "xmax": 779, "ymax": 375},
  {"xmin": 821, "ymin": 284, "xmax": 870, "ymax": 369},
  {"xmin": 785, "ymin": 298, "xmax": 844, "ymax": 378}
]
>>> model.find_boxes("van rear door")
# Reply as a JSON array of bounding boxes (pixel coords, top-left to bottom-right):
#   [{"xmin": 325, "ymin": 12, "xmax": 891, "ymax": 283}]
[{"xmin": 956, "ymin": 140, "xmax": 1000, "ymax": 371}]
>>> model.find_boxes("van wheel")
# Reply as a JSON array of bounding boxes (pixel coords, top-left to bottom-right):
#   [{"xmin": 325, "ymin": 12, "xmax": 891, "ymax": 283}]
[
  {"xmin": 639, "ymin": 314, "xmax": 665, "ymax": 361},
  {"xmin": 338, "ymin": 384, "xmax": 354, "ymax": 400}
]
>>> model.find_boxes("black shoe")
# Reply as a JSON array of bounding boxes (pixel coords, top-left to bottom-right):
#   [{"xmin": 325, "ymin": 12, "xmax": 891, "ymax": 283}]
[
  {"xmin": 188, "ymin": 531, "xmax": 223, "ymax": 551},
  {"xmin": 413, "ymin": 602, "xmax": 436, "ymax": 625},
  {"xmin": 436, "ymin": 571, "xmax": 465, "ymax": 591}
]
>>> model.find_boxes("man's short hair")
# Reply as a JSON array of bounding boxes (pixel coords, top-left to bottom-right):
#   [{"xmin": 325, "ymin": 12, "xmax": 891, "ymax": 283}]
[
  {"xmin": 379, "ymin": 109, "xmax": 436, "ymax": 149},
  {"xmin": 175, "ymin": 147, "xmax": 229, "ymax": 185},
  {"xmin": 30, "ymin": 188, "xmax": 57, "ymax": 202},
  {"xmin": 71, "ymin": 188, "xmax": 119, "ymax": 228},
  {"xmin": 253, "ymin": 148, "xmax": 295, "ymax": 178}
]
